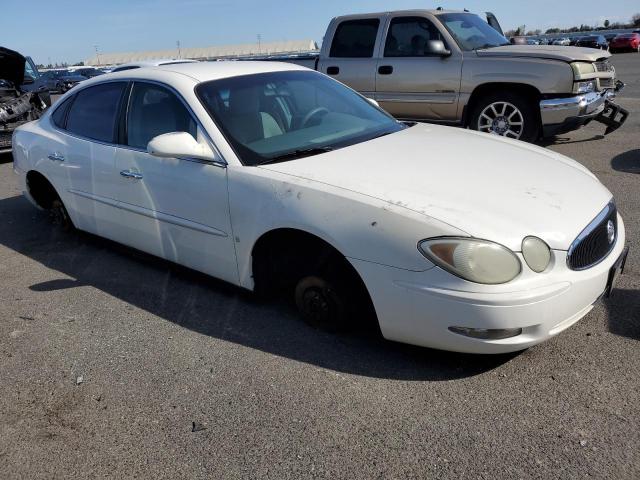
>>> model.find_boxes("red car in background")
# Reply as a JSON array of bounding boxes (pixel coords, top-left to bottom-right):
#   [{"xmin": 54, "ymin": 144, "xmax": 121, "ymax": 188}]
[{"xmin": 609, "ymin": 33, "xmax": 640, "ymax": 53}]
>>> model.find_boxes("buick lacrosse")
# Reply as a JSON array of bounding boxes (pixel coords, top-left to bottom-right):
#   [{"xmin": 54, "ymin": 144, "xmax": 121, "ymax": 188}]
[{"xmin": 12, "ymin": 62, "xmax": 628, "ymax": 354}]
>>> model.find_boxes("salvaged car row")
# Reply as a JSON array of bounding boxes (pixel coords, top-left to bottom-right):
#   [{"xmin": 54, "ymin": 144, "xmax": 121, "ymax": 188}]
[{"xmin": 12, "ymin": 60, "xmax": 628, "ymax": 353}]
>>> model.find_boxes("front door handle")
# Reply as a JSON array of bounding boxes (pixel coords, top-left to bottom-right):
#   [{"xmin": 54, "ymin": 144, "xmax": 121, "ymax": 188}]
[
  {"xmin": 326, "ymin": 66, "xmax": 340, "ymax": 75},
  {"xmin": 120, "ymin": 170, "xmax": 143, "ymax": 180},
  {"xmin": 378, "ymin": 65, "xmax": 393, "ymax": 75},
  {"xmin": 47, "ymin": 153, "xmax": 65, "ymax": 162}
]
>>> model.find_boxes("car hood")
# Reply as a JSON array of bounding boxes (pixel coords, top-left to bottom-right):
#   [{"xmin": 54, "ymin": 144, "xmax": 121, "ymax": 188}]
[
  {"xmin": 476, "ymin": 45, "xmax": 610, "ymax": 62},
  {"xmin": 260, "ymin": 124, "xmax": 613, "ymax": 251},
  {"xmin": 0, "ymin": 46, "xmax": 26, "ymax": 86}
]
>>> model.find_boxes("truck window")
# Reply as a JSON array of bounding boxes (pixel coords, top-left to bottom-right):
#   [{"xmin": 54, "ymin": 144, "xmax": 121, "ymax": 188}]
[
  {"xmin": 329, "ymin": 19, "xmax": 380, "ymax": 58},
  {"xmin": 384, "ymin": 17, "xmax": 446, "ymax": 57}
]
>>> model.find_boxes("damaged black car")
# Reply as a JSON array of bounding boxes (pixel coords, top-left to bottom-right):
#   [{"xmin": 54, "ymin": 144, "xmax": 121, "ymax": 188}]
[{"xmin": 1, "ymin": 47, "xmax": 51, "ymax": 153}]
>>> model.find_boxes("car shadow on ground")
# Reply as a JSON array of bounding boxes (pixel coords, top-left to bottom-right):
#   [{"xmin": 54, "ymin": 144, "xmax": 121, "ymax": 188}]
[
  {"xmin": 0, "ymin": 194, "xmax": 517, "ymax": 381},
  {"xmin": 539, "ymin": 134, "xmax": 605, "ymax": 147},
  {"xmin": 611, "ymin": 149, "xmax": 640, "ymax": 174},
  {"xmin": 0, "ymin": 152, "xmax": 13, "ymax": 164},
  {"xmin": 604, "ymin": 287, "xmax": 640, "ymax": 342}
]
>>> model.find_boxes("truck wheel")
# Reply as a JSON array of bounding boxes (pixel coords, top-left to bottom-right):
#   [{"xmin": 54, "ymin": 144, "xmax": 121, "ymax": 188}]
[{"xmin": 469, "ymin": 92, "xmax": 540, "ymax": 143}]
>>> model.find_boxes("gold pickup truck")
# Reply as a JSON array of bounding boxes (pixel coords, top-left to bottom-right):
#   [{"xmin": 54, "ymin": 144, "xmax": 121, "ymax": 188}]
[{"xmin": 293, "ymin": 9, "xmax": 628, "ymax": 142}]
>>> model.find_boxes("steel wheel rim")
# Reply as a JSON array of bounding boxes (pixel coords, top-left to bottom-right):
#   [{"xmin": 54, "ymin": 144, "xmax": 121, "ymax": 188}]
[{"xmin": 478, "ymin": 101, "xmax": 524, "ymax": 139}]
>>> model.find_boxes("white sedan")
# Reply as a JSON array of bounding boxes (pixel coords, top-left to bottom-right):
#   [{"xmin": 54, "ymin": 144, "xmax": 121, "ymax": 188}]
[{"xmin": 12, "ymin": 62, "xmax": 628, "ymax": 354}]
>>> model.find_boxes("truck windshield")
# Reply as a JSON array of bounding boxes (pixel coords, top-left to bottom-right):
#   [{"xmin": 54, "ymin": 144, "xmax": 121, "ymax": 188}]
[
  {"xmin": 196, "ymin": 70, "xmax": 405, "ymax": 166},
  {"xmin": 439, "ymin": 13, "xmax": 510, "ymax": 51}
]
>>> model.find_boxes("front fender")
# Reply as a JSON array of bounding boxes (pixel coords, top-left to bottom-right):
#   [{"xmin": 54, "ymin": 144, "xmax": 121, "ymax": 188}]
[{"xmin": 227, "ymin": 166, "xmax": 468, "ymax": 289}]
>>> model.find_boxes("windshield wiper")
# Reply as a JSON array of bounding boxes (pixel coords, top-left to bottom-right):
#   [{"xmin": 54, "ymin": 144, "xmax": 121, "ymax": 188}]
[{"xmin": 257, "ymin": 146, "xmax": 333, "ymax": 165}]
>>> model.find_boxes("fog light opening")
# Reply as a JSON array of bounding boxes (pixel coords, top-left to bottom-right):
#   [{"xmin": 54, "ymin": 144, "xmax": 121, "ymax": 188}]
[{"xmin": 448, "ymin": 326, "xmax": 523, "ymax": 340}]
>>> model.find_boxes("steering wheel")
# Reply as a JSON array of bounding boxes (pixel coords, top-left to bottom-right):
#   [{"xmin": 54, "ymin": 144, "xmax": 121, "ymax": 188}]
[{"xmin": 301, "ymin": 107, "xmax": 329, "ymax": 128}]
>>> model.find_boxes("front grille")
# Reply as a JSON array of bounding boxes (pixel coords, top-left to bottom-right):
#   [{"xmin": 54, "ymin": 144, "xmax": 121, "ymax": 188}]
[
  {"xmin": 594, "ymin": 60, "xmax": 613, "ymax": 72},
  {"xmin": 567, "ymin": 202, "xmax": 617, "ymax": 270}
]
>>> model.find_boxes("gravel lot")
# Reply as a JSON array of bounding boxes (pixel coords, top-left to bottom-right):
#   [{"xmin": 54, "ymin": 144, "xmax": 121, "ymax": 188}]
[{"xmin": 1, "ymin": 54, "xmax": 639, "ymax": 480}]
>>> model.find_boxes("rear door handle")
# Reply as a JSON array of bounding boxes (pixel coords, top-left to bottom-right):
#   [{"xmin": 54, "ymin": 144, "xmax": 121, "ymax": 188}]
[
  {"xmin": 120, "ymin": 170, "xmax": 143, "ymax": 180},
  {"xmin": 47, "ymin": 153, "xmax": 65, "ymax": 162},
  {"xmin": 378, "ymin": 65, "xmax": 393, "ymax": 75},
  {"xmin": 326, "ymin": 66, "xmax": 339, "ymax": 75}
]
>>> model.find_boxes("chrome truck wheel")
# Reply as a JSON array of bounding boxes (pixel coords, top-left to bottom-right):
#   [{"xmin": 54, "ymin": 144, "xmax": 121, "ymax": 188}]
[
  {"xmin": 469, "ymin": 91, "xmax": 540, "ymax": 143},
  {"xmin": 477, "ymin": 101, "xmax": 524, "ymax": 139}
]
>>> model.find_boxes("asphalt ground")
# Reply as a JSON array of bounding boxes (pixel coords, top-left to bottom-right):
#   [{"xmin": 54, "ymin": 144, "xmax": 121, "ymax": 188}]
[{"xmin": 1, "ymin": 53, "xmax": 639, "ymax": 479}]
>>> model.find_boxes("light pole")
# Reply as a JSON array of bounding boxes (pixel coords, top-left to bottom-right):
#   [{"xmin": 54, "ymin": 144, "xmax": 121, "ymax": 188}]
[
  {"xmin": 176, "ymin": 40, "xmax": 181, "ymax": 59},
  {"xmin": 94, "ymin": 44, "xmax": 101, "ymax": 66},
  {"xmin": 257, "ymin": 34, "xmax": 262, "ymax": 55}
]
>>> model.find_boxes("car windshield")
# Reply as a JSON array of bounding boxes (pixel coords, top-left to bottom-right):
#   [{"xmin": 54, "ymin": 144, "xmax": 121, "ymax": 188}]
[
  {"xmin": 196, "ymin": 70, "xmax": 405, "ymax": 166},
  {"xmin": 439, "ymin": 13, "xmax": 510, "ymax": 51}
]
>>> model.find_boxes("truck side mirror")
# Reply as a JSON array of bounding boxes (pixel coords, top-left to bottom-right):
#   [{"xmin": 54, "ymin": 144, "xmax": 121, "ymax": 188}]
[{"xmin": 426, "ymin": 40, "xmax": 451, "ymax": 57}]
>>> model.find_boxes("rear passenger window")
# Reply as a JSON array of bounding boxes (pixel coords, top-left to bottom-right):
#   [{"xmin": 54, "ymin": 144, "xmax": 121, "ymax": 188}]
[
  {"xmin": 51, "ymin": 96, "xmax": 74, "ymax": 128},
  {"xmin": 126, "ymin": 83, "xmax": 197, "ymax": 149},
  {"xmin": 384, "ymin": 17, "xmax": 445, "ymax": 57},
  {"xmin": 330, "ymin": 19, "xmax": 380, "ymax": 58},
  {"xmin": 66, "ymin": 82, "xmax": 126, "ymax": 142}
]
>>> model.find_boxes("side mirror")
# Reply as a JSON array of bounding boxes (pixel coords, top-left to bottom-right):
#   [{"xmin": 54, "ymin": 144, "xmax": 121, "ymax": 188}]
[
  {"xmin": 426, "ymin": 40, "xmax": 451, "ymax": 57},
  {"xmin": 147, "ymin": 132, "xmax": 216, "ymax": 162},
  {"xmin": 366, "ymin": 97, "xmax": 380, "ymax": 108}
]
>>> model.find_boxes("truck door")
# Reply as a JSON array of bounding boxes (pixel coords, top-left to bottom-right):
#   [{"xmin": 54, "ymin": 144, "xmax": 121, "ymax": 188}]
[
  {"xmin": 317, "ymin": 16, "xmax": 384, "ymax": 98},
  {"xmin": 374, "ymin": 14, "xmax": 463, "ymax": 122}
]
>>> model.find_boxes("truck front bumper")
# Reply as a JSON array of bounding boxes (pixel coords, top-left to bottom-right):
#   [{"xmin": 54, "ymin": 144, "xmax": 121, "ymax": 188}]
[{"xmin": 539, "ymin": 83, "xmax": 627, "ymax": 137}]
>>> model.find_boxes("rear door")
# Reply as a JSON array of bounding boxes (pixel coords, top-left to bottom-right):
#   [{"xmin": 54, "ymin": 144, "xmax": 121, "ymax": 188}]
[
  {"xmin": 47, "ymin": 81, "xmax": 128, "ymax": 238},
  {"xmin": 375, "ymin": 14, "xmax": 463, "ymax": 122},
  {"xmin": 113, "ymin": 81, "xmax": 238, "ymax": 284},
  {"xmin": 317, "ymin": 16, "xmax": 384, "ymax": 97}
]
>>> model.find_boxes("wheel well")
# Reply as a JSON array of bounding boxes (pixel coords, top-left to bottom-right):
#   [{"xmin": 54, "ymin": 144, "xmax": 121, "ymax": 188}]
[
  {"xmin": 464, "ymin": 83, "xmax": 542, "ymax": 127},
  {"xmin": 251, "ymin": 228, "xmax": 378, "ymax": 325},
  {"xmin": 26, "ymin": 171, "xmax": 59, "ymax": 209}
]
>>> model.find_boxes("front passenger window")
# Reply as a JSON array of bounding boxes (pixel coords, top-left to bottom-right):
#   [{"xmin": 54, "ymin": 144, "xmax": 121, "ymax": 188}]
[
  {"xmin": 126, "ymin": 83, "xmax": 197, "ymax": 149},
  {"xmin": 384, "ymin": 17, "xmax": 445, "ymax": 57}
]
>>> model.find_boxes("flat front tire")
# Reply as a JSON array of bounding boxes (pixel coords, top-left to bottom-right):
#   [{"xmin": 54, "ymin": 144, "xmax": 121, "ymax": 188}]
[{"xmin": 469, "ymin": 92, "xmax": 540, "ymax": 143}]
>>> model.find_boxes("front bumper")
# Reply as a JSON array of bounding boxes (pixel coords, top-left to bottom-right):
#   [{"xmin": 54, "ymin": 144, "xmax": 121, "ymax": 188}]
[
  {"xmin": 350, "ymin": 215, "xmax": 626, "ymax": 354},
  {"xmin": 539, "ymin": 83, "xmax": 627, "ymax": 137}
]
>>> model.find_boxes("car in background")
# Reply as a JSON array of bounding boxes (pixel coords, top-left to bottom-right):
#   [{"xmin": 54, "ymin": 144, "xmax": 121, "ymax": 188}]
[
  {"xmin": 40, "ymin": 69, "xmax": 87, "ymax": 92},
  {"xmin": 111, "ymin": 58, "xmax": 198, "ymax": 72},
  {"xmin": 552, "ymin": 37, "xmax": 571, "ymax": 46},
  {"xmin": 575, "ymin": 35, "xmax": 609, "ymax": 50},
  {"xmin": 72, "ymin": 67, "xmax": 105, "ymax": 78},
  {"xmin": 569, "ymin": 36, "xmax": 584, "ymax": 46},
  {"xmin": 604, "ymin": 33, "xmax": 619, "ymax": 43},
  {"xmin": 609, "ymin": 33, "xmax": 640, "ymax": 53},
  {"xmin": 1, "ymin": 46, "xmax": 50, "ymax": 153}
]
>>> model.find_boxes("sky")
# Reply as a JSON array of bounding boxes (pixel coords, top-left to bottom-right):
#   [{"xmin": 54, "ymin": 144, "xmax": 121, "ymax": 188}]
[{"xmin": 3, "ymin": 0, "xmax": 639, "ymax": 65}]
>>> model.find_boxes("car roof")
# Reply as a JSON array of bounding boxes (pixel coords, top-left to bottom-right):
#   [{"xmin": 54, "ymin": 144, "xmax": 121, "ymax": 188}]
[
  {"xmin": 113, "ymin": 58, "xmax": 199, "ymax": 69},
  {"xmin": 102, "ymin": 60, "xmax": 310, "ymax": 84}
]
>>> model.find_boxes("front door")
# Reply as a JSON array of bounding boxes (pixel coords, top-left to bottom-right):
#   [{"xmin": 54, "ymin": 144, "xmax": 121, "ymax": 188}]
[
  {"xmin": 375, "ymin": 15, "xmax": 463, "ymax": 122},
  {"xmin": 114, "ymin": 81, "xmax": 238, "ymax": 284}
]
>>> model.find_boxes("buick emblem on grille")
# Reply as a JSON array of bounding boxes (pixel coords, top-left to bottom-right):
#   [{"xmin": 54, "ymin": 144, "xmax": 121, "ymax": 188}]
[{"xmin": 607, "ymin": 220, "xmax": 615, "ymax": 244}]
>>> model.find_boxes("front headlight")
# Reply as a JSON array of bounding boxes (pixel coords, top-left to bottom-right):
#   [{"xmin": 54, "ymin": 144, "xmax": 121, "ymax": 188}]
[
  {"xmin": 521, "ymin": 236, "xmax": 551, "ymax": 273},
  {"xmin": 571, "ymin": 61, "xmax": 596, "ymax": 79},
  {"xmin": 418, "ymin": 237, "xmax": 521, "ymax": 284},
  {"xmin": 573, "ymin": 80, "xmax": 597, "ymax": 94}
]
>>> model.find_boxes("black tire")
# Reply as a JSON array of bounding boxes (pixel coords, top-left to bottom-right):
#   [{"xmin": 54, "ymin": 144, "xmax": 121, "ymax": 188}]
[
  {"xmin": 50, "ymin": 198, "xmax": 74, "ymax": 232},
  {"xmin": 469, "ymin": 91, "xmax": 540, "ymax": 143},
  {"xmin": 293, "ymin": 253, "xmax": 374, "ymax": 333}
]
